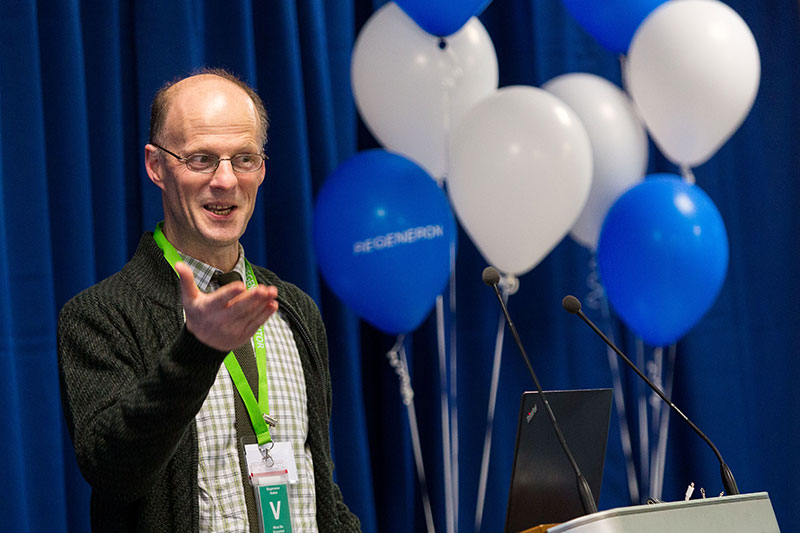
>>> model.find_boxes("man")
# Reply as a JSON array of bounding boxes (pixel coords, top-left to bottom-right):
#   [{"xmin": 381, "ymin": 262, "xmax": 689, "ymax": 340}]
[{"xmin": 57, "ymin": 69, "xmax": 361, "ymax": 532}]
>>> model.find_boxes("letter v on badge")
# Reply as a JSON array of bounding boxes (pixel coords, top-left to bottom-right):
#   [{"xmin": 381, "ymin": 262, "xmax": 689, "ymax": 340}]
[{"xmin": 251, "ymin": 470, "xmax": 293, "ymax": 531}]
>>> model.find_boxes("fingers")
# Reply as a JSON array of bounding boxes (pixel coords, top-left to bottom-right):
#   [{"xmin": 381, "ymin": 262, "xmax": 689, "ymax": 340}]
[
  {"xmin": 176, "ymin": 261, "xmax": 248, "ymax": 312},
  {"xmin": 223, "ymin": 287, "xmax": 279, "ymax": 344},
  {"xmin": 175, "ymin": 262, "xmax": 200, "ymax": 303},
  {"xmin": 226, "ymin": 284, "xmax": 278, "ymax": 309},
  {"xmin": 224, "ymin": 286, "xmax": 279, "ymax": 328}
]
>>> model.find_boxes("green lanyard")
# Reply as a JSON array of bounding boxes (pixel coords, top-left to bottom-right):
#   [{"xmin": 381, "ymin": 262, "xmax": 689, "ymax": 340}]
[{"xmin": 154, "ymin": 222, "xmax": 273, "ymax": 445}]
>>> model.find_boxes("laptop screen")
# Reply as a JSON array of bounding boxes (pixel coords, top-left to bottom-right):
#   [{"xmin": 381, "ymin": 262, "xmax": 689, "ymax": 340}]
[{"xmin": 505, "ymin": 389, "xmax": 613, "ymax": 533}]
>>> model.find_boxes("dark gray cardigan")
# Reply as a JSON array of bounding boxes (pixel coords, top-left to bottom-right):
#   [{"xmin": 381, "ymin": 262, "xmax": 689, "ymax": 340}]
[{"xmin": 57, "ymin": 233, "xmax": 360, "ymax": 532}]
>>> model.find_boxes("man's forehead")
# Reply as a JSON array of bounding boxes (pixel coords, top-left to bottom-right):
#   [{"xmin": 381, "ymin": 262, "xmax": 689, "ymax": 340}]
[
  {"xmin": 162, "ymin": 75, "xmax": 258, "ymax": 139},
  {"xmin": 167, "ymin": 75, "xmax": 251, "ymax": 111}
]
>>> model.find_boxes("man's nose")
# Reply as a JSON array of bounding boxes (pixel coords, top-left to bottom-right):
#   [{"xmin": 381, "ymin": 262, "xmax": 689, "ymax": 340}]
[{"xmin": 209, "ymin": 159, "xmax": 237, "ymax": 188}]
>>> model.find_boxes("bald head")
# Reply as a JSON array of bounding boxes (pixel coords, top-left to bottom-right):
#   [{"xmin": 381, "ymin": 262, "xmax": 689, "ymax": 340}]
[{"xmin": 149, "ymin": 68, "xmax": 268, "ymax": 148}]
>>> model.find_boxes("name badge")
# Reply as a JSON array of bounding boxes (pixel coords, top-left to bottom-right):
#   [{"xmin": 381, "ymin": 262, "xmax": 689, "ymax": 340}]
[
  {"xmin": 250, "ymin": 470, "xmax": 293, "ymax": 532},
  {"xmin": 245, "ymin": 442, "xmax": 299, "ymax": 484}
]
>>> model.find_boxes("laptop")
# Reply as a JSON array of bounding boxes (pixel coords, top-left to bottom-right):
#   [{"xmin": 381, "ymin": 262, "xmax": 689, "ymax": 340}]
[{"xmin": 504, "ymin": 389, "xmax": 613, "ymax": 533}]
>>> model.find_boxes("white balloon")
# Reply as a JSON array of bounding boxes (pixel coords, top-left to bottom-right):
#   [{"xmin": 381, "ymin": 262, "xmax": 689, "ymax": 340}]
[
  {"xmin": 351, "ymin": 2, "xmax": 498, "ymax": 180},
  {"xmin": 448, "ymin": 86, "xmax": 593, "ymax": 275},
  {"xmin": 626, "ymin": 0, "xmax": 760, "ymax": 167},
  {"xmin": 543, "ymin": 73, "xmax": 648, "ymax": 250}
]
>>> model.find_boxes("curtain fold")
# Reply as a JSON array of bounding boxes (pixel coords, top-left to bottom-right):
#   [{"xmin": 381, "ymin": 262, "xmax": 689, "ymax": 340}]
[
  {"xmin": 1, "ymin": 4, "xmax": 70, "ymax": 532},
  {"xmin": 1, "ymin": 1, "xmax": 799, "ymax": 532}
]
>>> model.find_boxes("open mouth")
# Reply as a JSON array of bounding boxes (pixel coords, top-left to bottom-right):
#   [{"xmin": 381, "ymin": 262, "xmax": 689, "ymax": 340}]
[{"xmin": 204, "ymin": 204, "xmax": 236, "ymax": 216}]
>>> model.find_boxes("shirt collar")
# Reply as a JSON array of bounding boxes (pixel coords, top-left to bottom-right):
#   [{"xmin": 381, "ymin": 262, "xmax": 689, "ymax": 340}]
[{"xmin": 177, "ymin": 244, "xmax": 247, "ymax": 293}]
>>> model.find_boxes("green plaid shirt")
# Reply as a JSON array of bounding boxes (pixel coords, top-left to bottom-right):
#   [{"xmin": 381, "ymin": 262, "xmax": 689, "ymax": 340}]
[{"xmin": 180, "ymin": 249, "xmax": 318, "ymax": 532}]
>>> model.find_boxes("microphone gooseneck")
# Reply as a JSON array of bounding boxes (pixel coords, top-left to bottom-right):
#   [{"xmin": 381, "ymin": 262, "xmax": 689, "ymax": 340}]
[
  {"xmin": 561, "ymin": 294, "xmax": 740, "ymax": 496},
  {"xmin": 483, "ymin": 267, "xmax": 598, "ymax": 515}
]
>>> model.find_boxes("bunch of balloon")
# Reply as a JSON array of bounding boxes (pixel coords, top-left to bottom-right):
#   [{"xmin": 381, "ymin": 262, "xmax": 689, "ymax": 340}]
[
  {"xmin": 448, "ymin": 85, "xmax": 593, "ymax": 279},
  {"xmin": 313, "ymin": 149, "xmax": 455, "ymax": 337},
  {"xmin": 559, "ymin": 0, "xmax": 759, "ymax": 503},
  {"xmin": 596, "ymin": 175, "xmax": 730, "ymax": 501},
  {"xmin": 562, "ymin": 0, "xmax": 759, "ymax": 177},
  {"xmin": 447, "ymin": 85, "xmax": 593, "ymax": 529},
  {"xmin": 625, "ymin": 0, "xmax": 760, "ymax": 175},
  {"xmin": 350, "ymin": 5, "xmax": 496, "ymax": 531},
  {"xmin": 597, "ymin": 175, "xmax": 729, "ymax": 348},
  {"xmin": 350, "ymin": 1, "xmax": 498, "ymax": 181},
  {"xmin": 312, "ymin": 149, "xmax": 455, "ymax": 533}
]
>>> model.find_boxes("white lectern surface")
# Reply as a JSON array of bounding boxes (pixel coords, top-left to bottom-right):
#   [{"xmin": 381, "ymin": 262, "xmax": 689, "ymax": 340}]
[{"xmin": 548, "ymin": 492, "xmax": 779, "ymax": 533}]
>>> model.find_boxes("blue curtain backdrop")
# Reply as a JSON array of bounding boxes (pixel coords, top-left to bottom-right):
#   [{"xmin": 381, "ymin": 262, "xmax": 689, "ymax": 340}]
[{"xmin": 1, "ymin": 0, "xmax": 798, "ymax": 531}]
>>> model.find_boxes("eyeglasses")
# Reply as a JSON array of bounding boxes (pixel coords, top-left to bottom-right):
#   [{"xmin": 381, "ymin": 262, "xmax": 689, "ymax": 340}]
[{"xmin": 151, "ymin": 142, "xmax": 267, "ymax": 174}]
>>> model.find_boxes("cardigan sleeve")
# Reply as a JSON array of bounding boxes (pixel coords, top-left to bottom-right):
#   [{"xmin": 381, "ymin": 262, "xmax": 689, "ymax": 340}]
[{"xmin": 57, "ymin": 283, "xmax": 228, "ymax": 502}]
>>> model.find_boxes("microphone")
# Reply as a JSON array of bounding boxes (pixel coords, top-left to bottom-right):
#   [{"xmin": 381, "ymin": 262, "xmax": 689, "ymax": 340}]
[
  {"xmin": 213, "ymin": 271, "xmax": 243, "ymax": 286},
  {"xmin": 561, "ymin": 294, "xmax": 740, "ymax": 496},
  {"xmin": 482, "ymin": 267, "xmax": 598, "ymax": 515}
]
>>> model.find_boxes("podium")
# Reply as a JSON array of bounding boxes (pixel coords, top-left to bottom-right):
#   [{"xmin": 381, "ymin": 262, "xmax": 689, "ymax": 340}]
[{"xmin": 542, "ymin": 492, "xmax": 779, "ymax": 533}]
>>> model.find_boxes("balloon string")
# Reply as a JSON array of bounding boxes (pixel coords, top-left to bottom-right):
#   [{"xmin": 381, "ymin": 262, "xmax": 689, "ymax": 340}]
[
  {"xmin": 387, "ymin": 335, "xmax": 411, "ymax": 403},
  {"xmin": 648, "ymin": 346, "xmax": 663, "ymax": 437},
  {"xmin": 474, "ymin": 286, "xmax": 508, "ymax": 533},
  {"xmin": 436, "ymin": 295, "xmax": 455, "ymax": 533},
  {"xmin": 586, "ymin": 255, "xmax": 640, "ymax": 503},
  {"xmin": 439, "ymin": 170, "xmax": 460, "ymax": 531},
  {"xmin": 448, "ymin": 238, "xmax": 459, "ymax": 532},
  {"xmin": 619, "ymin": 54, "xmax": 630, "ymax": 94},
  {"xmin": 438, "ymin": 36, "xmax": 463, "ymax": 185},
  {"xmin": 439, "ymin": 77, "xmax": 450, "ymax": 185},
  {"xmin": 647, "ymin": 345, "xmax": 663, "ymax": 497},
  {"xmin": 635, "ymin": 337, "xmax": 650, "ymax": 498},
  {"xmin": 387, "ymin": 336, "xmax": 435, "ymax": 533},
  {"xmin": 680, "ymin": 164, "xmax": 696, "ymax": 185},
  {"xmin": 585, "ymin": 254, "xmax": 605, "ymax": 310},
  {"xmin": 652, "ymin": 343, "xmax": 677, "ymax": 501}
]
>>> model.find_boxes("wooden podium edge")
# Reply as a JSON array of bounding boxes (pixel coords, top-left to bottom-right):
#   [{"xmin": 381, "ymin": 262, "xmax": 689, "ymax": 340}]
[{"xmin": 519, "ymin": 524, "xmax": 560, "ymax": 533}]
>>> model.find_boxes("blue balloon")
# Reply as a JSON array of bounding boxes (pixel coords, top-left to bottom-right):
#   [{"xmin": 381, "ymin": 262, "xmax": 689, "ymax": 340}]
[
  {"xmin": 561, "ymin": 0, "xmax": 667, "ymax": 53},
  {"xmin": 313, "ymin": 150, "xmax": 456, "ymax": 334},
  {"xmin": 395, "ymin": 0, "xmax": 492, "ymax": 37},
  {"xmin": 597, "ymin": 175, "xmax": 728, "ymax": 345}
]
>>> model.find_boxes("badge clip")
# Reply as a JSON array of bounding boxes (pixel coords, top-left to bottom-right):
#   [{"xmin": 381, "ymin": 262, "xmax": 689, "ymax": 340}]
[
  {"xmin": 263, "ymin": 413, "xmax": 278, "ymax": 427},
  {"xmin": 259, "ymin": 441, "xmax": 275, "ymax": 466}
]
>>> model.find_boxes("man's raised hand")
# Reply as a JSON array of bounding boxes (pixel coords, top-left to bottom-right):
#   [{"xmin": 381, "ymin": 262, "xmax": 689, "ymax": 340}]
[{"xmin": 175, "ymin": 261, "xmax": 279, "ymax": 352}]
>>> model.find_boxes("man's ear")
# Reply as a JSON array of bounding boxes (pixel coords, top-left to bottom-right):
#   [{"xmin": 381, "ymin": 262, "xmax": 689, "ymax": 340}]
[
  {"xmin": 144, "ymin": 144, "xmax": 166, "ymax": 191},
  {"xmin": 256, "ymin": 163, "xmax": 266, "ymax": 187}
]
